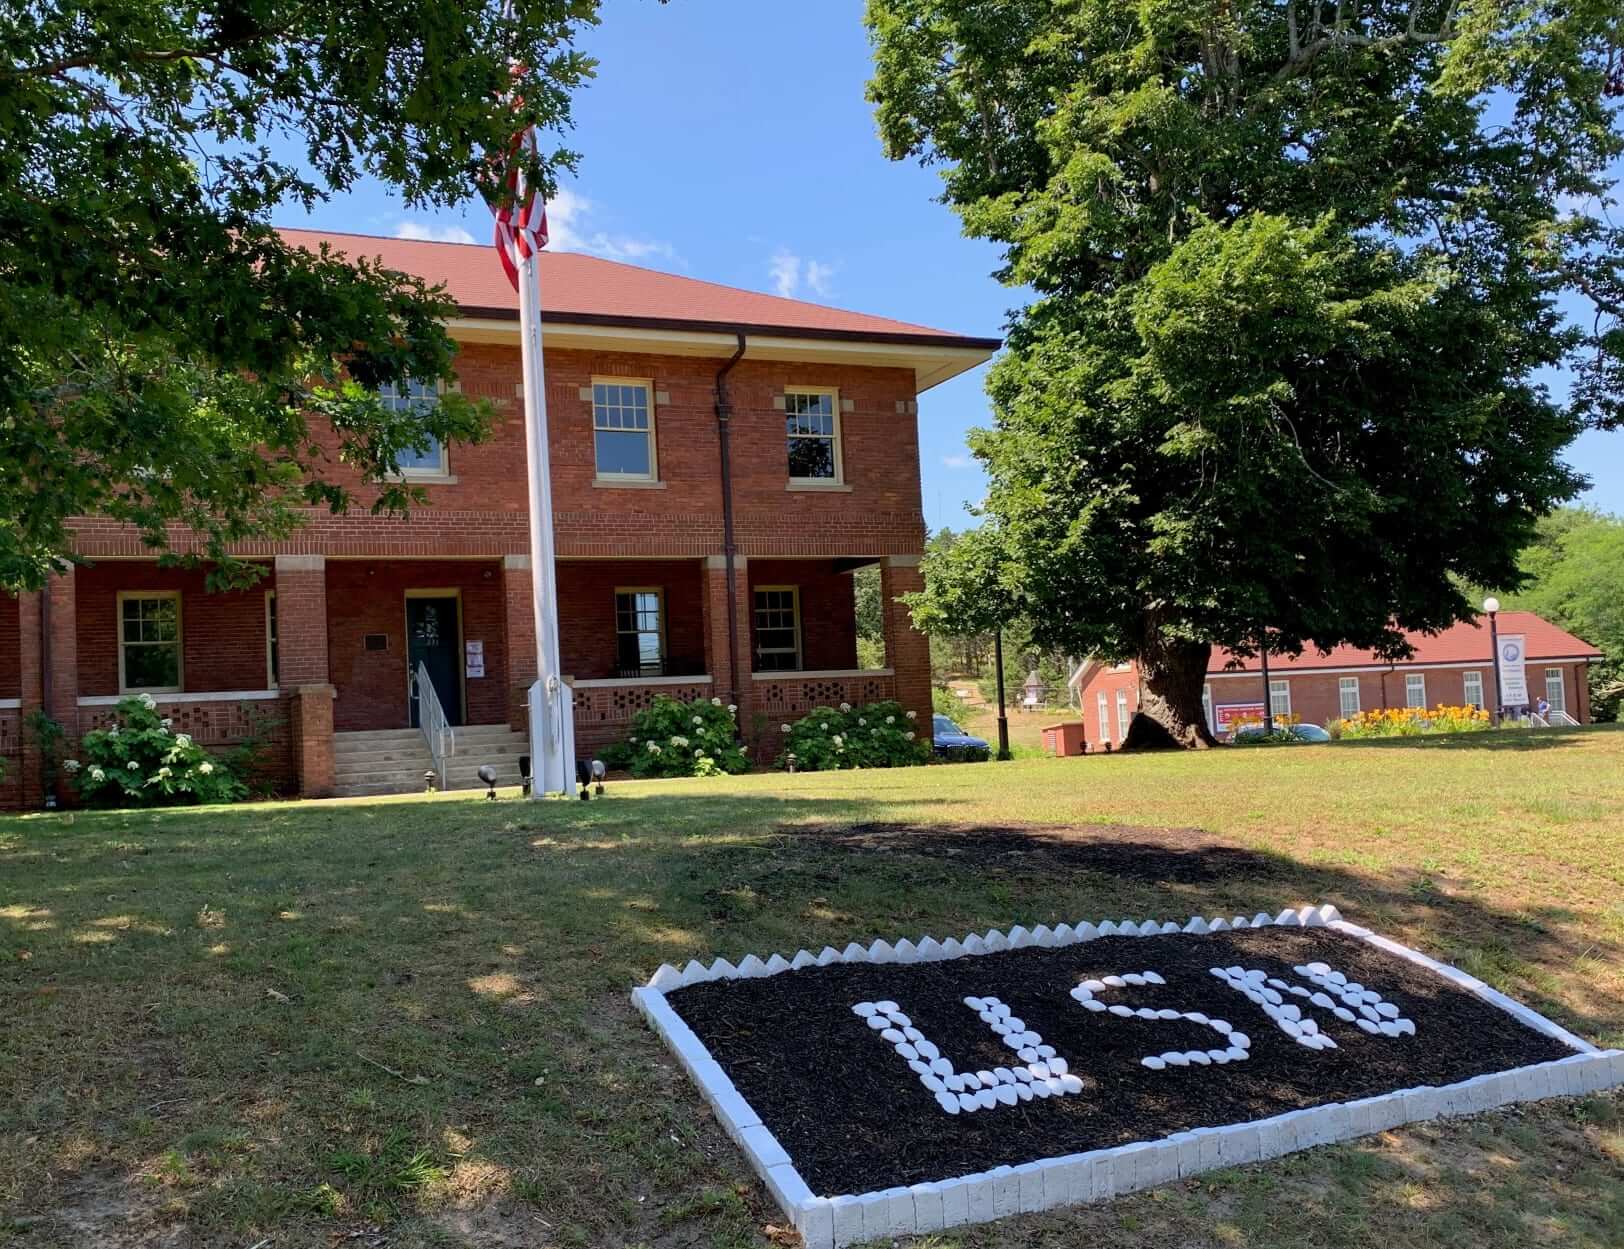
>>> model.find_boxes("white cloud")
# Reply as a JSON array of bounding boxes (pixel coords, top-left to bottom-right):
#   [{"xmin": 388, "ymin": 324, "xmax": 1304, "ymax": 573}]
[
  {"xmin": 941, "ymin": 453, "xmax": 973, "ymax": 469},
  {"xmin": 393, "ymin": 220, "xmax": 477, "ymax": 245},
  {"xmin": 769, "ymin": 249, "xmax": 836, "ymax": 299},
  {"xmin": 543, "ymin": 188, "xmax": 677, "ymax": 264}
]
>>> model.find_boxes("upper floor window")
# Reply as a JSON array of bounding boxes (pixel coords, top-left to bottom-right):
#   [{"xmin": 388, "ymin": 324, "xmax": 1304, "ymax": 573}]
[
  {"xmin": 753, "ymin": 586, "xmax": 802, "ymax": 671},
  {"xmin": 785, "ymin": 388, "xmax": 841, "ymax": 483},
  {"xmin": 1405, "ymin": 672, "xmax": 1427, "ymax": 708},
  {"xmin": 119, "ymin": 592, "xmax": 182, "ymax": 693},
  {"xmin": 615, "ymin": 589, "xmax": 664, "ymax": 676},
  {"xmin": 593, "ymin": 379, "xmax": 656, "ymax": 481},
  {"xmin": 379, "ymin": 378, "xmax": 447, "ymax": 476}
]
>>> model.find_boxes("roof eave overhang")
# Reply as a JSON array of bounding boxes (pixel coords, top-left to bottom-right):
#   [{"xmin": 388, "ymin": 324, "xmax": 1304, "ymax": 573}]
[{"xmin": 447, "ymin": 310, "xmax": 999, "ymax": 395}]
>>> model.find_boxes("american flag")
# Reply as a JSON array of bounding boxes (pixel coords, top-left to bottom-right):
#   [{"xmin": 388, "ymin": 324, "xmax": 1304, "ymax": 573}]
[{"xmin": 491, "ymin": 129, "xmax": 548, "ymax": 292}]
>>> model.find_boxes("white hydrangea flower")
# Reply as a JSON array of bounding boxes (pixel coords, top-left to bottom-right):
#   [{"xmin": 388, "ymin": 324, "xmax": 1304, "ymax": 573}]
[
  {"xmin": 90, "ymin": 766, "xmax": 105, "ymax": 782},
  {"xmin": 886, "ymin": 715, "xmax": 895, "ymax": 724},
  {"xmin": 839, "ymin": 702, "xmax": 852, "ymax": 713},
  {"xmin": 711, "ymin": 697, "xmax": 722, "ymax": 707},
  {"xmin": 139, "ymin": 693, "xmax": 157, "ymax": 709},
  {"xmin": 780, "ymin": 724, "xmax": 791, "ymax": 733},
  {"xmin": 108, "ymin": 726, "xmax": 120, "ymax": 738},
  {"xmin": 905, "ymin": 731, "xmax": 916, "ymax": 741},
  {"xmin": 160, "ymin": 718, "xmax": 173, "ymax": 730},
  {"xmin": 175, "ymin": 734, "xmax": 192, "ymax": 748},
  {"xmin": 126, "ymin": 760, "xmax": 140, "ymax": 770},
  {"xmin": 857, "ymin": 717, "xmax": 867, "ymax": 726},
  {"xmin": 669, "ymin": 734, "xmax": 689, "ymax": 748},
  {"xmin": 831, "ymin": 735, "xmax": 843, "ymax": 746},
  {"xmin": 63, "ymin": 759, "xmax": 81, "ymax": 772},
  {"xmin": 648, "ymin": 741, "xmax": 662, "ymax": 754},
  {"xmin": 727, "ymin": 704, "xmax": 737, "ymax": 714},
  {"xmin": 819, "ymin": 722, "xmax": 829, "ymax": 732},
  {"xmin": 694, "ymin": 749, "xmax": 703, "ymax": 758},
  {"xmin": 906, "ymin": 710, "xmax": 917, "ymax": 720},
  {"xmin": 198, "ymin": 762, "xmax": 214, "ymax": 775},
  {"xmin": 692, "ymin": 715, "xmax": 704, "ymax": 726}
]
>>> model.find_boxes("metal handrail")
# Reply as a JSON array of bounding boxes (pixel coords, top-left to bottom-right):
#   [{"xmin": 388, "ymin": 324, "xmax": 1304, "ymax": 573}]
[
  {"xmin": 1547, "ymin": 708, "xmax": 1579, "ymax": 727},
  {"xmin": 413, "ymin": 661, "xmax": 455, "ymax": 789}
]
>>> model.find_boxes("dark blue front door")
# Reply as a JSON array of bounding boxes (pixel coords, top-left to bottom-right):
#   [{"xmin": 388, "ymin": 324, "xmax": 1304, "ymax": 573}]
[{"xmin": 407, "ymin": 595, "xmax": 463, "ymax": 727}]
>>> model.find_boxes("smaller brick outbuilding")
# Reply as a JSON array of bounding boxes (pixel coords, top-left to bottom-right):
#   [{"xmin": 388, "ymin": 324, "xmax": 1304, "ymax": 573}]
[{"xmin": 1071, "ymin": 612, "xmax": 1605, "ymax": 747}]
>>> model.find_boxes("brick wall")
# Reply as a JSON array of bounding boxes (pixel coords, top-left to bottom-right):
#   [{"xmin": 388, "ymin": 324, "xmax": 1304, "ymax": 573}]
[
  {"xmin": 555, "ymin": 558, "xmax": 707, "ymax": 681},
  {"xmin": 746, "ymin": 559, "xmax": 859, "ymax": 673},
  {"xmin": 1074, "ymin": 665, "xmax": 1141, "ymax": 748},
  {"xmin": 74, "ymin": 562, "xmax": 276, "ymax": 697},
  {"xmin": 326, "ymin": 559, "xmax": 508, "ymax": 732}
]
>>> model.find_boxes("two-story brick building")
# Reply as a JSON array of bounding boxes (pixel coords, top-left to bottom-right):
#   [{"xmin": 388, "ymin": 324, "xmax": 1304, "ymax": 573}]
[
  {"xmin": 0, "ymin": 230, "xmax": 999, "ymax": 804},
  {"xmin": 1070, "ymin": 612, "xmax": 1604, "ymax": 747}
]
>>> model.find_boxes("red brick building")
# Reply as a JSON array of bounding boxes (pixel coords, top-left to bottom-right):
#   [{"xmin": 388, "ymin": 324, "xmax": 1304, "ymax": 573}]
[
  {"xmin": 1070, "ymin": 612, "xmax": 1604, "ymax": 747},
  {"xmin": 0, "ymin": 231, "xmax": 998, "ymax": 804}
]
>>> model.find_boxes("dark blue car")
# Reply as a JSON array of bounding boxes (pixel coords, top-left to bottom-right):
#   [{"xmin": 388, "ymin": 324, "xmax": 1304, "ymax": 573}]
[{"xmin": 933, "ymin": 714, "xmax": 989, "ymax": 758}]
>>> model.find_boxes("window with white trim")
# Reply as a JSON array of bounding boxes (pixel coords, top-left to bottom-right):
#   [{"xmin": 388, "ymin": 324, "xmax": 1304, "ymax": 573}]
[
  {"xmin": 1338, "ymin": 676, "xmax": 1361, "ymax": 719},
  {"xmin": 1462, "ymin": 670, "xmax": 1483, "ymax": 710},
  {"xmin": 1405, "ymin": 673, "xmax": 1427, "ymax": 708},
  {"xmin": 615, "ymin": 589, "xmax": 664, "ymax": 676},
  {"xmin": 784, "ymin": 388, "xmax": 841, "ymax": 482},
  {"xmin": 119, "ymin": 592, "xmax": 182, "ymax": 692},
  {"xmin": 1545, "ymin": 667, "xmax": 1566, "ymax": 713},
  {"xmin": 1097, "ymin": 691, "xmax": 1110, "ymax": 743},
  {"xmin": 593, "ymin": 379, "xmax": 656, "ymax": 480},
  {"xmin": 379, "ymin": 378, "xmax": 447, "ymax": 475},
  {"xmin": 753, "ymin": 587, "xmax": 802, "ymax": 671},
  {"xmin": 266, "ymin": 591, "xmax": 279, "ymax": 688},
  {"xmin": 1269, "ymin": 679, "xmax": 1291, "ymax": 718},
  {"xmin": 1115, "ymin": 688, "xmax": 1130, "ymax": 740}
]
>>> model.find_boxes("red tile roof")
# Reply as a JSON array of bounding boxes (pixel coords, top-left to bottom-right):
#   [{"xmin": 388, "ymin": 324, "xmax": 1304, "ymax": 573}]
[
  {"xmin": 1210, "ymin": 612, "xmax": 1602, "ymax": 673},
  {"xmin": 277, "ymin": 228, "xmax": 1000, "ymax": 349}
]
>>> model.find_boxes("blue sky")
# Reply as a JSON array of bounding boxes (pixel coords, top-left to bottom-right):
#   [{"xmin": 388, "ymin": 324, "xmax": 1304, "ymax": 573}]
[{"xmin": 280, "ymin": 0, "xmax": 1621, "ymax": 528}]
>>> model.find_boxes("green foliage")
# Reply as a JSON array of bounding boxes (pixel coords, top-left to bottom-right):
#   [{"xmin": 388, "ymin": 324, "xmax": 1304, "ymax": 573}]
[
  {"xmin": 932, "ymin": 685, "xmax": 966, "ymax": 718},
  {"xmin": 67, "ymin": 696, "xmax": 247, "ymax": 807},
  {"xmin": 1232, "ymin": 728, "xmax": 1307, "ymax": 747},
  {"xmin": 0, "ymin": 1, "xmax": 603, "ymax": 591},
  {"xmin": 623, "ymin": 696, "xmax": 749, "ymax": 779},
  {"xmin": 25, "ymin": 708, "xmax": 64, "ymax": 796},
  {"xmin": 1481, "ymin": 508, "xmax": 1624, "ymax": 722},
  {"xmin": 866, "ymin": 0, "xmax": 1619, "ymax": 741},
  {"xmin": 776, "ymin": 700, "xmax": 929, "ymax": 771}
]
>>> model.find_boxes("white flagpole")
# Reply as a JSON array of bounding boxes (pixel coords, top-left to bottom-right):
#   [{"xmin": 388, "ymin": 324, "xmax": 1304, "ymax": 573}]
[{"xmin": 512, "ymin": 135, "xmax": 576, "ymax": 799}]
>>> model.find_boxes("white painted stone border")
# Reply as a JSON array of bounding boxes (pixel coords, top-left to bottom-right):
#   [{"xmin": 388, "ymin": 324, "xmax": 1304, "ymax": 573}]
[{"xmin": 630, "ymin": 903, "xmax": 1624, "ymax": 1248}]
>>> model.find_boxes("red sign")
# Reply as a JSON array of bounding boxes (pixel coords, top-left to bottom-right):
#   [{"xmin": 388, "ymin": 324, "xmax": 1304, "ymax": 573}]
[{"xmin": 1214, "ymin": 703, "xmax": 1265, "ymax": 736}]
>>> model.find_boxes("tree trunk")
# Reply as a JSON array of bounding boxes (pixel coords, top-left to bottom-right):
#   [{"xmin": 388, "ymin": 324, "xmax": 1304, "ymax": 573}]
[{"xmin": 1121, "ymin": 639, "xmax": 1217, "ymax": 750}]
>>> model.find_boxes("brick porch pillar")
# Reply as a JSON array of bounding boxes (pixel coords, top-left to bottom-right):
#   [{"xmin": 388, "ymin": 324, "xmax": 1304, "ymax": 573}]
[
  {"xmin": 702, "ymin": 554, "xmax": 753, "ymax": 738},
  {"xmin": 502, "ymin": 555, "xmax": 536, "ymax": 732},
  {"xmin": 16, "ymin": 591, "xmax": 44, "ymax": 808},
  {"xmin": 44, "ymin": 570, "xmax": 79, "ymax": 806},
  {"xmin": 273, "ymin": 554, "xmax": 334, "ymax": 798},
  {"xmin": 881, "ymin": 555, "xmax": 932, "ymax": 729}
]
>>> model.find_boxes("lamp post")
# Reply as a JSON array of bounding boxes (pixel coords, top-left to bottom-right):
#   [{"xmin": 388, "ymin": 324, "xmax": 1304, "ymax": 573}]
[
  {"xmin": 1259, "ymin": 627, "xmax": 1274, "ymax": 735},
  {"xmin": 992, "ymin": 628, "xmax": 1011, "ymax": 761},
  {"xmin": 1484, "ymin": 597, "xmax": 1503, "ymax": 727}
]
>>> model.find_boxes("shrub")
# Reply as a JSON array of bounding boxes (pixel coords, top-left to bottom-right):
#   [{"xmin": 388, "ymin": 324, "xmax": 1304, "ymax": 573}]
[
  {"xmin": 1332, "ymin": 705, "xmax": 1491, "ymax": 739},
  {"xmin": 623, "ymin": 695, "xmax": 749, "ymax": 779},
  {"xmin": 776, "ymin": 700, "xmax": 930, "ymax": 771},
  {"xmin": 932, "ymin": 686, "xmax": 966, "ymax": 720},
  {"xmin": 67, "ymin": 695, "xmax": 247, "ymax": 807}
]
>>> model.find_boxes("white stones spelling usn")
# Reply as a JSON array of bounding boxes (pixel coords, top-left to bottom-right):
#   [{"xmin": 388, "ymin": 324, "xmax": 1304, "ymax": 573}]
[{"xmin": 852, "ymin": 996, "xmax": 1085, "ymax": 1115}]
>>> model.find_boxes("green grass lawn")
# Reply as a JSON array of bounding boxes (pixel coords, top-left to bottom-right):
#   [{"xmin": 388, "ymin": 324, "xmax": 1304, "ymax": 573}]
[{"xmin": 3, "ymin": 727, "xmax": 1622, "ymax": 1247}]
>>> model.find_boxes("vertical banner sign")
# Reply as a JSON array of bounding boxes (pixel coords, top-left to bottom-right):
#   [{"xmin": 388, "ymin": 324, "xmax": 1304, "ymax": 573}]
[{"xmin": 1497, "ymin": 634, "xmax": 1528, "ymax": 708}]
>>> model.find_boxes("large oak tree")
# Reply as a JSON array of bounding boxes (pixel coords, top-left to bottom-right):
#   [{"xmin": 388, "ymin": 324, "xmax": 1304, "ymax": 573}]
[
  {"xmin": 868, "ymin": 0, "xmax": 1622, "ymax": 746},
  {"xmin": 1, "ymin": 1, "xmax": 602, "ymax": 592}
]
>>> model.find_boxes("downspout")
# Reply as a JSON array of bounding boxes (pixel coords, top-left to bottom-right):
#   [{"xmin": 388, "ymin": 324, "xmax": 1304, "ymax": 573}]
[
  {"xmin": 39, "ymin": 583, "xmax": 52, "ymax": 808},
  {"xmin": 714, "ymin": 332, "xmax": 747, "ymax": 714}
]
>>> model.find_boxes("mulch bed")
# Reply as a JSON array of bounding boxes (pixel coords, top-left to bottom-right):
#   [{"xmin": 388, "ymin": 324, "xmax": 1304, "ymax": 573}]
[{"xmin": 666, "ymin": 926, "xmax": 1571, "ymax": 1196}]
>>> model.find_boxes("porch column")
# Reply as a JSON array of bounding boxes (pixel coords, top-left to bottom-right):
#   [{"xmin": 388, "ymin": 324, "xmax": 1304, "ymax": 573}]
[
  {"xmin": 16, "ymin": 591, "xmax": 44, "ymax": 808},
  {"xmin": 502, "ymin": 555, "xmax": 536, "ymax": 731},
  {"xmin": 881, "ymin": 554, "xmax": 932, "ymax": 728},
  {"xmin": 273, "ymin": 554, "xmax": 334, "ymax": 798},
  {"xmin": 702, "ymin": 554, "xmax": 752, "ymax": 735},
  {"xmin": 45, "ymin": 570, "xmax": 78, "ymax": 806}
]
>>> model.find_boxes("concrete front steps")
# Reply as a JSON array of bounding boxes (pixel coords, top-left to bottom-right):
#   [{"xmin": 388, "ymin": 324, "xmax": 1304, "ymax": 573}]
[{"xmin": 331, "ymin": 724, "xmax": 530, "ymax": 798}]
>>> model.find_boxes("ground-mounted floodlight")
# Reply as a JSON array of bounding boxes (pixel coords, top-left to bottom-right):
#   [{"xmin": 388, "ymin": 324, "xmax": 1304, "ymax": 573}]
[
  {"xmin": 518, "ymin": 754, "xmax": 531, "ymax": 798},
  {"xmin": 590, "ymin": 759, "xmax": 606, "ymax": 796},
  {"xmin": 423, "ymin": 769, "xmax": 437, "ymax": 794},
  {"xmin": 477, "ymin": 764, "xmax": 499, "ymax": 801}
]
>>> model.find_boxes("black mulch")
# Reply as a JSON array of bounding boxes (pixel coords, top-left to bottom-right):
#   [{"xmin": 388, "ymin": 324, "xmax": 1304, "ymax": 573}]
[{"xmin": 665, "ymin": 926, "xmax": 1571, "ymax": 1196}]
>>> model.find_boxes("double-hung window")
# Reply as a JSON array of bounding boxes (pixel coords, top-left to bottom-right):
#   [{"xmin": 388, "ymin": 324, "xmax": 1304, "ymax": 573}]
[
  {"xmin": 1269, "ymin": 679, "xmax": 1292, "ymax": 718},
  {"xmin": 753, "ymin": 587, "xmax": 802, "ymax": 671},
  {"xmin": 1462, "ymin": 670, "xmax": 1484, "ymax": 710},
  {"xmin": 1405, "ymin": 673, "xmax": 1427, "ymax": 708},
  {"xmin": 1338, "ymin": 677, "xmax": 1361, "ymax": 719},
  {"xmin": 1097, "ymin": 692, "xmax": 1110, "ymax": 743},
  {"xmin": 379, "ymin": 378, "xmax": 447, "ymax": 476},
  {"xmin": 593, "ymin": 379, "xmax": 657, "ymax": 481},
  {"xmin": 785, "ymin": 388, "xmax": 841, "ymax": 483},
  {"xmin": 266, "ymin": 591, "xmax": 279, "ymax": 688},
  {"xmin": 614, "ymin": 590, "xmax": 664, "ymax": 676},
  {"xmin": 1115, "ymin": 689, "xmax": 1130, "ymax": 740},
  {"xmin": 119, "ymin": 592, "xmax": 182, "ymax": 692},
  {"xmin": 1544, "ymin": 667, "xmax": 1566, "ymax": 713}
]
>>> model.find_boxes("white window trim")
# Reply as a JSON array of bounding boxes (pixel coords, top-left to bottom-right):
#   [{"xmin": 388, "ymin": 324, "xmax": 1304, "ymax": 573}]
[
  {"xmin": 1097, "ymin": 691, "xmax": 1110, "ymax": 743},
  {"xmin": 1544, "ymin": 667, "xmax": 1566, "ymax": 712},
  {"xmin": 1269, "ymin": 678, "xmax": 1291, "ymax": 718},
  {"xmin": 265, "ymin": 590, "xmax": 279, "ymax": 689},
  {"xmin": 614, "ymin": 585, "xmax": 666, "ymax": 674},
  {"xmin": 753, "ymin": 585, "xmax": 803, "ymax": 671},
  {"xmin": 117, "ymin": 590, "xmax": 184, "ymax": 694},
  {"xmin": 1462, "ymin": 670, "xmax": 1484, "ymax": 710},
  {"xmin": 381, "ymin": 377, "xmax": 453, "ymax": 481},
  {"xmin": 1338, "ymin": 676, "xmax": 1361, "ymax": 719},
  {"xmin": 592, "ymin": 376, "xmax": 659, "ymax": 483},
  {"xmin": 784, "ymin": 385, "xmax": 844, "ymax": 486},
  {"xmin": 1405, "ymin": 672, "xmax": 1427, "ymax": 709},
  {"xmin": 1115, "ymin": 688, "xmax": 1130, "ymax": 741}
]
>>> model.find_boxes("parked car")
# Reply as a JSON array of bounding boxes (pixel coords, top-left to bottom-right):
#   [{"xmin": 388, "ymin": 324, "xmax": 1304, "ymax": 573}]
[
  {"xmin": 1233, "ymin": 722, "xmax": 1332, "ymax": 744},
  {"xmin": 933, "ymin": 714, "xmax": 989, "ymax": 759}
]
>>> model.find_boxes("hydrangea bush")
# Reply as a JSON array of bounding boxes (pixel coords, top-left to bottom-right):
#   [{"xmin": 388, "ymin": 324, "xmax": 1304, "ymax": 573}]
[
  {"xmin": 67, "ymin": 695, "xmax": 247, "ymax": 807},
  {"xmin": 624, "ymin": 695, "xmax": 750, "ymax": 779},
  {"xmin": 776, "ymin": 700, "xmax": 929, "ymax": 771}
]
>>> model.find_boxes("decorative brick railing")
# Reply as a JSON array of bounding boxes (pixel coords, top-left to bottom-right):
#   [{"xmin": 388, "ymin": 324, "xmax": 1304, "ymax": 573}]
[
  {"xmin": 0, "ymin": 707, "xmax": 21, "ymax": 757},
  {"xmin": 77, "ymin": 691, "xmax": 284, "ymax": 746},
  {"xmin": 751, "ymin": 669, "xmax": 897, "ymax": 720},
  {"xmin": 570, "ymin": 676, "xmax": 716, "ymax": 729}
]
